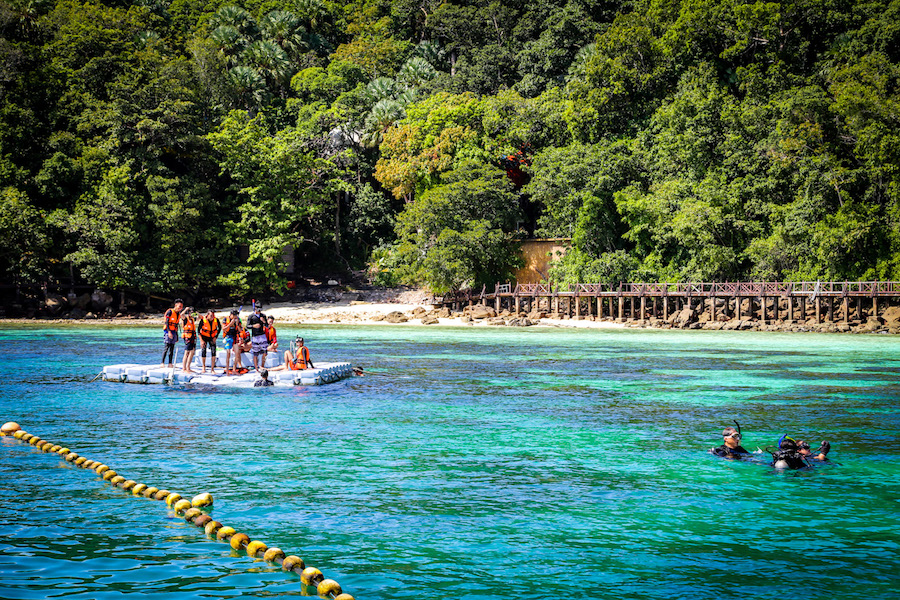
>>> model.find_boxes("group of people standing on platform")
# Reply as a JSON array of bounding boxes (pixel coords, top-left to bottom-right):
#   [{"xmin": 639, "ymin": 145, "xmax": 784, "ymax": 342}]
[
  {"xmin": 710, "ymin": 421, "xmax": 831, "ymax": 469},
  {"xmin": 161, "ymin": 299, "xmax": 313, "ymax": 375}
]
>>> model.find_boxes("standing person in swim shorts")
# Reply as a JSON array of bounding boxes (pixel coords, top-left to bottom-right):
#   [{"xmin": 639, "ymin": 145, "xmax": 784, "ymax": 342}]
[
  {"xmin": 222, "ymin": 309, "xmax": 241, "ymax": 374},
  {"xmin": 161, "ymin": 299, "xmax": 183, "ymax": 368},
  {"xmin": 198, "ymin": 309, "xmax": 221, "ymax": 374},
  {"xmin": 247, "ymin": 302, "xmax": 269, "ymax": 371},
  {"xmin": 181, "ymin": 309, "xmax": 197, "ymax": 373}
]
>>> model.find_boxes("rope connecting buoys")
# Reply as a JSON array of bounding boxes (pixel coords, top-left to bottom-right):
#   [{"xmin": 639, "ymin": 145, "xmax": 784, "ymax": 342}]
[{"xmin": 4, "ymin": 424, "xmax": 355, "ymax": 600}]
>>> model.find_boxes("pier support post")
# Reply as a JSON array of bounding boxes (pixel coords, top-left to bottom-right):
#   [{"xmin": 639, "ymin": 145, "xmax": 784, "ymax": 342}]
[
  {"xmin": 597, "ymin": 297, "xmax": 603, "ymax": 319},
  {"xmin": 873, "ymin": 296, "xmax": 879, "ymax": 319},
  {"xmin": 640, "ymin": 296, "xmax": 646, "ymax": 320},
  {"xmin": 761, "ymin": 295, "xmax": 767, "ymax": 324},
  {"xmin": 827, "ymin": 297, "xmax": 834, "ymax": 322},
  {"xmin": 618, "ymin": 296, "xmax": 624, "ymax": 321},
  {"xmin": 575, "ymin": 295, "xmax": 581, "ymax": 319},
  {"xmin": 857, "ymin": 297, "xmax": 863, "ymax": 322},
  {"xmin": 788, "ymin": 296, "xmax": 794, "ymax": 322},
  {"xmin": 800, "ymin": 297, "xmax": 806, "ymax": 321},
  {"xmin": 815, "ymin": 297, "xmax": 821, "ymax": 323},
  {"xmin": 710, "ymin": 296, "xmax": 716, "ymax": 322},
  {"xmin": 663, "ymin": 297, "xmax": 669, "ymax": 320},
  {"xmin": 843, "ymin": 297, "xmax": 849, "ymax": 324}
]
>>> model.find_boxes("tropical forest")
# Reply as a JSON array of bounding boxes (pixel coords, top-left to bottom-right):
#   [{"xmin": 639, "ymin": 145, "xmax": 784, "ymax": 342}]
[{"xmin": 1, "ymin": 0, "xmax": 899, "ymax": 299}]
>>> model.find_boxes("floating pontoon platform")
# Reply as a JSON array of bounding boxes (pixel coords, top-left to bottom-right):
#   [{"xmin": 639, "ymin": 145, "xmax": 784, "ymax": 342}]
[{"xmin": 102, "ymin": 354, "xmax": 353, "ymax": 387}]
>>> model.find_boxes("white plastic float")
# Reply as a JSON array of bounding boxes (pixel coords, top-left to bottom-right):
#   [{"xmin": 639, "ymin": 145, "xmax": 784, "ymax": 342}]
[{"xmin": 102, "ymin": 353, "xmax": 354, "ymax": 387}]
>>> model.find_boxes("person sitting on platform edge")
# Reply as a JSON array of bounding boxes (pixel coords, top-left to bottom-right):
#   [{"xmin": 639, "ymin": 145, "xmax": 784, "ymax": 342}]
[
  {"xmin": 247, "ymin": 301, "xmax": 268, "ymax": 371},
  {"xmin": 710, "ymin": 426, "xmax": 749, "ymax": 458},
  {"xmin": 161, "ymin": 298, "xmax": 183, "ymax": 368},
  {"xmin": 270, "ymin": 336, "xmax": 314, "ymax": 371},
  {"xmin": 254, "ymin": 369, "xmax": 274, "ymax": 387}
]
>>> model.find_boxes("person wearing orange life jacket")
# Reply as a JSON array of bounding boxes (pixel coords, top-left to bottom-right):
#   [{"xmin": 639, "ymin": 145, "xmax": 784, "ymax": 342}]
[
  {"xmin": 265, "ymin": 315, "xmax": 278, "ymax": 353},
  {"xmin": 221, "ymin": 310, "xmax": 243, "ymax": 374},
  {"xmin": 234, "ymin": 324, "xmax": 252, "ymax": 372},
  {"xmin": 161, "ymin": 299, "xmax": 183, "ymax": 368},
  {"xmin": 198, "ymin": 309, "xmax": 221, "ymax": 374},
  {"xmin": 181, "ymin": 309, "xmax": 198, "ymax": 373},
  {"xmin": 271, "ymin": 336, "xmax": 314, "ymax": 371}
]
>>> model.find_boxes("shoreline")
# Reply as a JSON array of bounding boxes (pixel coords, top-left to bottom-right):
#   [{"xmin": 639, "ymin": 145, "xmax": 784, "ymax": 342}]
[{"xmin": 2, "ymin": 300, "xmax": 898, "ymax": 334}]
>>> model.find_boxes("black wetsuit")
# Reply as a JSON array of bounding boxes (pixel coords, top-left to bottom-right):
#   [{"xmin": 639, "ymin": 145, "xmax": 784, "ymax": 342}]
[
  {"xmin": 711, "ymin": 444, "xmax": 749, "ymax": 458},
  {"xmin": 253, "ymin": 378, "xmax": 274, "ymax": 387},
  {"xmin": 772, "ymin": 450, "xmax": 808, "ymax": 469}
]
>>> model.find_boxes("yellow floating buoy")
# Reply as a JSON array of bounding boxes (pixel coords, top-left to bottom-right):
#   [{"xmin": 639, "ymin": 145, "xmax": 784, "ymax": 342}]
[
  {"xmin": 229, "ymin": 533, "xmax": 250, "ymax": 550},
  {"xmin": 165, "ymin": 493, "xmax": 182, "ymax": 507},
  {"xmin": 300, "ymin": 567, "xmax": 324, "ymax": 586},
  {"xmin": 246, "ymin": 541, "xmax": 267, "ymax": 557},
  {"xmin": 317, "ymin": 579, "xmax": 342, "ymax": 597},
  {"xmin": 122, "ymin": 480, "xmax": 136, "ymax": 490},
  {"xmin": 28, "ymin": 437, "xmax": 41, "ymax": 445},
  {"xmin": 102, "ymin": 470, "xmax": 118, "ymax": 481},
  {"xmin": 132, "ymin": 483, "xmax": 148, "ymax": 496},
  {"xmin": 50, "ymin": 445, "xmax": 61, "ymax": 452},
  {"xmin": 1, "ymin": 421, "xmax": 21, "ymax": 435},
  {"xmin": 65, "ymin": 453, "xmax": 79, "ymax": 462},
  {"xmin": 193, "ymin": 514, "xmax": 213, "ymax": 528},
  {"xmin": 173, "ymin": 499, "xmax": 192, "ymax": 513},
  {"xmin": 334, "ymin": 594, "xmax": 356, "ymax": 600},
  {"xmin": 13, "ymin": 430, "xmax": 26, "ymax": 439},
  {"xmin": 74, "ymin": 457, "xmax": 87, "ymax": 466},
  {"xmin": 110, "ymin": 476, "xmax": 125, "ymax": 486},
  {"xmin": 282, "ymin": 555, "xmax": 305, "ymax": 572},
  {"xmin": 142, "ymin": 486, "xmax": 159, "ymax": 498},
  {"xmin": 182, "ymin": 508, "xmax": 203, "ymax": 522},
  {"xmin": 57, "ymin": 447, "xmax": 70, "ymax": 455},
  {"xmin": 153, "ymin": 489, "xmax": 170, "ymax": 501},
  {"xmin": 204, "ymin": 521, "xmax": 222, "ymax": 536},
  {"xmin": 95, "ymin": 464, "xmax": 109, "ymax": 474},
  {"xmin": 39, "ymin": 441, "xmax": 52, "ymax": 451},
  {"xmin": 191, "ymin": 492, "xmax": 213, "ymax": 508},
  {"xmin": 263, "ymin": 548, "xmax": 285, "ymax": 563},
  {"xmin": 215, "ymin": 526, "xmax": 236, "ymax": 541},
  {"xmin": 81, "ymin": 460, "xmax": 95, "ymax": 468}
]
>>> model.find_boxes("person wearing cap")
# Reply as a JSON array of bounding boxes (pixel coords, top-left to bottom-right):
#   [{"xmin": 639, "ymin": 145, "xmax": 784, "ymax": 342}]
[
  {"xmin": 222, "ymin": 309, "xmax": 242, "ymax": 374},
  {"xmin": 160, "ymin": 298, "xmax": 183, "ymax": 368},
  {"xmin": 247, "ymin": 302, "xmax": 269, "ymax": 371},
  {"xmin": 710, "ymin": 426, "xmax": 749, "ymax": 458},
  {"xmin": 253, "ymin": 369, "xmax": 274, "ymax": 387}
]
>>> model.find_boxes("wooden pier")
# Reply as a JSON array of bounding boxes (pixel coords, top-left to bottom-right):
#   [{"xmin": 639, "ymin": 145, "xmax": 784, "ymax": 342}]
[{"xmin": 435, "ymin": 281, "xmax": 900, "ymax": 325}]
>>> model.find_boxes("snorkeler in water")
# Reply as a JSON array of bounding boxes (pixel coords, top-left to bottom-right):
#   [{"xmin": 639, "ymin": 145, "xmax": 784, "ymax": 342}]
[
  {"xmin": 797, "ymin": 439, "xmax": 831, "ymax": 461},
  {"xmin": 769, "ymin": 436, "xmax": 811, "ymax": 469},
  {"xmin": 710, "ymin": 421, "xmax": 750, "ymax": 459}
]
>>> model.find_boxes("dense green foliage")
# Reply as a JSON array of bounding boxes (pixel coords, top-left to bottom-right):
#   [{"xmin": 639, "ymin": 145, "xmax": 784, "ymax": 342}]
[{"xmin": 2, "ymin": 0, "xmax": 899, "ymax": 295}]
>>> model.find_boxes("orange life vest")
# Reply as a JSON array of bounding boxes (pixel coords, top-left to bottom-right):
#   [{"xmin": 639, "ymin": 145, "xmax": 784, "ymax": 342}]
[
  {"xmin": 164, "ymin": 308, "xmax": 180, "ymax": 332},
  {"xmin": 290, "ymin": 346, "xmax": 310, "ymax": 370},
  {"xmin": 266, "ymin": 325, "xmax": 276, "ymax": 344},
  {"xmin": 199, "ymin": 316, "xmax": 220, "ymax": 338},
  {"xmin": 182, "ymin": 319, "xmax": 196, "ymax": 340}
]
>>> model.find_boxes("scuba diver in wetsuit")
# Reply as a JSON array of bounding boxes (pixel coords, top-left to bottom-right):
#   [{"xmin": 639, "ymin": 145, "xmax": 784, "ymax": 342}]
[
  {"xmin": 710, "ymin": 422, "xmax": 750, "ymax": 459},
  {"xmin": 770, "ymin": 436, "xmax": 811, "ymax": 469},
  {"xmin": 797, "ymin": 439, "xmax": 831, "ymax": 462}
]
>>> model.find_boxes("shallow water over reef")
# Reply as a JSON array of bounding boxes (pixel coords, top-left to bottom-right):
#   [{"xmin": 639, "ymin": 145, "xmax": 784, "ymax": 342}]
[{"xmin": 1, "ymin": 324, "xmax": 898, "ymax": 599}]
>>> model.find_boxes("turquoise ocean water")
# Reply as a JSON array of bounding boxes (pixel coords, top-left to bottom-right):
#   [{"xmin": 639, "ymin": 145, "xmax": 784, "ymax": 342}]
[{"xmin": 1, "ymin": 324, "xmax": 898, "ymax": 599}]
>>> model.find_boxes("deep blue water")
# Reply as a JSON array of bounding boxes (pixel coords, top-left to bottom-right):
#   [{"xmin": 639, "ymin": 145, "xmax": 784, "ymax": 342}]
[{"xmin": 1, "ymin": 324, "xmax": 898, "ymax": 599}]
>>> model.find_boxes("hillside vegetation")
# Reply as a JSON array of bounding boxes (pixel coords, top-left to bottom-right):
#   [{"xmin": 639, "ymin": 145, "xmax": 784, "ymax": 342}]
[{"xmin": 1, "ymin": 0, "xmax": 899, "ymax": 295}]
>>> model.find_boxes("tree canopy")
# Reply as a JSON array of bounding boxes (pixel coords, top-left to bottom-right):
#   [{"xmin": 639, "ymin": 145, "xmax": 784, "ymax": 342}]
[{"xmin": 1, "ymin": 0, "xmax": 899, "ymax": 296}]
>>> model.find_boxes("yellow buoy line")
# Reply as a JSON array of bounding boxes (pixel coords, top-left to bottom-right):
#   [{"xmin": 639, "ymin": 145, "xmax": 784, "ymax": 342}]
[{"xmin": 1, "ymin": 421, "xmax": 354, "ymax": 600}]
